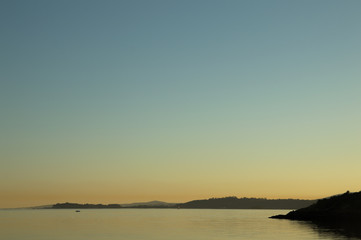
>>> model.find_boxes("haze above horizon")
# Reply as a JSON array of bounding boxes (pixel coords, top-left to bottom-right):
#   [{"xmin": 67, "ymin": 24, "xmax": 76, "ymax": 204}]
[{"xmin": 1, "ymin": 0, "xmax": 361, "ymax": 208}]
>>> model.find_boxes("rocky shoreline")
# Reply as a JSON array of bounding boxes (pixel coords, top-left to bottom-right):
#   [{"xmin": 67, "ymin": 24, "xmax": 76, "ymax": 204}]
[{"xmin": 270, "ymin": 191, "xmax": 361, "ymax": 222}]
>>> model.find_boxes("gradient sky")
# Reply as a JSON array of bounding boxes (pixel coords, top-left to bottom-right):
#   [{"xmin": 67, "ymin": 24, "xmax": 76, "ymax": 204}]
[{"xmin": 1, "ymin": 0, "xmax": 361, "ymax": 208}]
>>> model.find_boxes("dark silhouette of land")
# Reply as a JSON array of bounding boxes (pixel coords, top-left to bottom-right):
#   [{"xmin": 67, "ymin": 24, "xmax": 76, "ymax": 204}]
[
  {"xmin": 177, "ymin": 196, "xmax": 315, "ymax": 209},
  {"xmin": 270, "ymin": 191, "xmax": 361, "ymax": 221},
  {"xmin": 51, "ymin": 197, "xmax": 315, "ymax": 209},
  {"xmin": 53, "ymin": 203, "xmax": 123, "ymax": 209},
  {"xmin": 53, "ymin": 201, "xmax": 176, "ymax": 209},
  {"xmin": 0, "ymin": 202, "xmax": 175, "ymax": 210},
  {"xmin": 121, "ymin": 201, "xmax": 176, "ymax": 208}
]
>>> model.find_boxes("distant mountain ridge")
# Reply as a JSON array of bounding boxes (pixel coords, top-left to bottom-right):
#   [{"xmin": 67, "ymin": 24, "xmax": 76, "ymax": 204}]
[
  {"xmin": 52, "ymin": 201, "xmax": 177, "ymax": 209},
  {"xmin": 120, "ymin": 200, "xmax": 177, "ymax": 207},
  {"xmin": 3, "ymin": 196, "xmax": 317, "ymax": 210},
  {"xmin": 178, "ymin": 196, "xmax": 315, "ymax": 209},
  {"xmin": 51, "ymin": 197, "xmax": 315, "ymax": 209}
]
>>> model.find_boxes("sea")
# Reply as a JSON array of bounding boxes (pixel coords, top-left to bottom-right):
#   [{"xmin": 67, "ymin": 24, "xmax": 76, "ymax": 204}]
[{"xmin": 1, "ymin": 209, "xmax": 360, "ymax": 240}]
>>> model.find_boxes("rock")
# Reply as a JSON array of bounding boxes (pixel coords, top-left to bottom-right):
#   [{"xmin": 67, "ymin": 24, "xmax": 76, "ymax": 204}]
[{"xmin": 270, "ymin": 191, "xmax": 361, "ymax": 222}]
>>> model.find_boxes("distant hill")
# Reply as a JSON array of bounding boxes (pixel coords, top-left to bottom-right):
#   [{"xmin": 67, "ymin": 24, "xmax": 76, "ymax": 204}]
[
  {"xmin": 177, "ymin": 196, "xmax": 315, "ymax": 209},
  {"xmin": 53, "ymin": 203, "xmax": 122, "ymax": 209},
  {"xmin": 270, "ymin": 191, "xmax": 361, "ymax": 221},
  {"xmin": 120, "ymin": 201, "xmax": 177, "ymax": 208},
  {"xmin": 52, "ymin": 201, "xmax": 177, "ymax": 209},
  {"xmin": 30, "ymin": 205, "xmax": 53, "ymax": 209},
  {"xmin": 25, "ymin": 197, "xmax": 315, "ymax": 210}
]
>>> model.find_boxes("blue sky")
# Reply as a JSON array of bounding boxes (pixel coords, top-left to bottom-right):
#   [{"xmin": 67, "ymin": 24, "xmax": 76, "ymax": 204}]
[{"xmin": 1, "ymin": 0, "xmax": 361, "ymax": 207}]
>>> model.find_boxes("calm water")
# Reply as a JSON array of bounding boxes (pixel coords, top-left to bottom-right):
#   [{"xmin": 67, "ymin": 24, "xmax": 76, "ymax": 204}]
[{"xmin": 0, "ymin": 209, "xmax": 360, "ymax": 240}]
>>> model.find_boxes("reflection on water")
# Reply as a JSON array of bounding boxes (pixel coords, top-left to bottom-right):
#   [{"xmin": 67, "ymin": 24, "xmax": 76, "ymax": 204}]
[
  {"xmin": 300, "ymin": 220, "xmax": 361, "ymax": 240},
  {"xmin": 0, "ymin": 209, "xmax": 360, "ymax": 240}
]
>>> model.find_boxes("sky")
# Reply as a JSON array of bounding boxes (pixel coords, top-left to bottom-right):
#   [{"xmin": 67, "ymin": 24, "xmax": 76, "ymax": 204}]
[{"xmin": 1, "ymin": 0, "xmax": 361, "ymax": 208}]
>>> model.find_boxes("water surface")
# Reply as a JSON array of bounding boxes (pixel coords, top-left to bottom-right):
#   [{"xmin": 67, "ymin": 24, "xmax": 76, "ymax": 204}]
[{"xmin": 0, "ymin": 209, "xmax": 359, "ymax": 240}]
